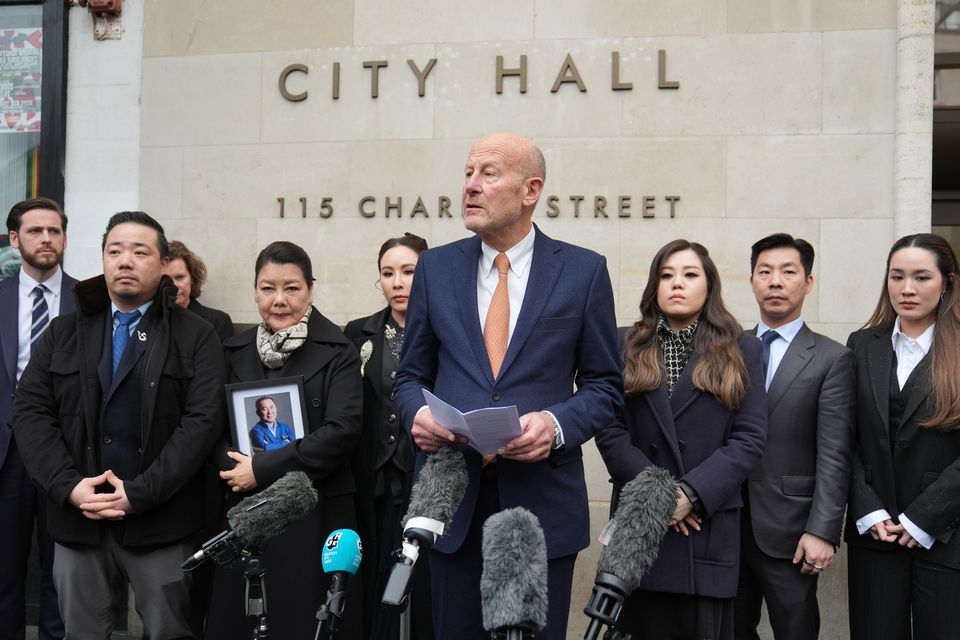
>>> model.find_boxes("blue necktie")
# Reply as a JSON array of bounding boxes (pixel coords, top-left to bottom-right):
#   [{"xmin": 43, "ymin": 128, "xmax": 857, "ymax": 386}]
[
  {"xmin": 761, "ymin": 329, "xmax": 781, "ymax": 380},
  {"xmin": 30, "ymin": 284, "xmax": 50, "ymax": 353},
  {"xmin": 112, "ymin": 310, "xmax": 141, "ymax": 375}
]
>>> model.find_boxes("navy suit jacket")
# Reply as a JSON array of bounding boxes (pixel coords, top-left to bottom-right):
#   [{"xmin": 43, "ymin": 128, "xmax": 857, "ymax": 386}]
[
  {"xmin": 394, "ymin": 226, "xmax": 623, "ymax": 559},
  {"xmin": 596, "ymin": 335, "xmax": 768, "ymax": 598},
  {"xmin": 0, "ymin": 270, "xmax": 77, "ymax": 469}
]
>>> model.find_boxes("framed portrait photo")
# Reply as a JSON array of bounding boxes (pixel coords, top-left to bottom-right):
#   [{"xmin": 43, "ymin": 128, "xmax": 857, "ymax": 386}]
[{"xmin": 225, "ymin": 376, "xmax": 308, "ymax": 456}]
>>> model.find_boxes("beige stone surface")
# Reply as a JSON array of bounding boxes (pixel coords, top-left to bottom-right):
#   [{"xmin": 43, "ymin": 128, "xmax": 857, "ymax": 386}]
[
  {"xmin": 535, "ymin": 0, "xmax": 725, "ymax": 38},
  {"xmin": 726, "ymin": 0, "xmax": 897, "ymax": 33},
  {"xmin": 141, "ymin": 54, "xmax": 262, "ymax": 147},
  {"xmin": 179, "ymin": 142, "xmax": 350, "ymax": 220},
  {"xmin": 260, "ymin": 46, "xmax": 438, "ymax": 143},
  {"xmin": 140, "ymin": 147, "xmax": 183, "ymax": 221},
  {"xmin": 817, "ymin": 218, "xmax": 893, "ymax": 324},
  {"xmin": 726, "ymin": 135, "xmax": 895, "ymax": 220},
  {"xmin": 621, "ymin": 34, "xmax": 822, "ymax": 136},
  {"xmin": 434, "ymin": 40, "xmax": 627, "ymax": 139},
  {"xmin": 143, "ymin": 0, "xmax": 354, "ymax": 56},
  {"xmin": 353, "ymin": 0, "xmax": 534, "ymax": 45},
  {"xmin": 823, "ymin": 30, "xmax": 897, "ymax": 133},
  {"xmin": 67, "ymin": 84, "xmax": 142, "ymax": 141}
]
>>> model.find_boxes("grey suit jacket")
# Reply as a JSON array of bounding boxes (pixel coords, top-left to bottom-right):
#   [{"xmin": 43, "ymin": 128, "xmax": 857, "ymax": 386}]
[{"xmin": 745, "ymin": 323, "xmax": 856, "ymax": 558}]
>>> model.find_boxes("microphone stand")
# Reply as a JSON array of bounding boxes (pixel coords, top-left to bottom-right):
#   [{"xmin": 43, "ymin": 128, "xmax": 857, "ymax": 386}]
[
  {"xmin": 313, "ymin": 573, "xmax": 347, "ymax": 640},
  {"xmin": 240, "ymin": 554, "xmax": 269, "ymax": 640}
]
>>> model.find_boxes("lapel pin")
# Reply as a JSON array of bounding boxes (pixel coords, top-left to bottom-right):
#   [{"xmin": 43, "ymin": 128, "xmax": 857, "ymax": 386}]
[{"xmin": 137, "ymin": 331, "xmax": 147, "ymax": 342}]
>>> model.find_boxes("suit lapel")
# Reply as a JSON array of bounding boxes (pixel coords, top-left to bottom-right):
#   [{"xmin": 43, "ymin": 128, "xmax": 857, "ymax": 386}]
[
  {"xmin": 766, "ymin": 324, "xmax": 816, "ymax": 413},
  {"xmin": 669, "ymin": 351, "xmax": 702, "ymax": 419},
  {"xmin": 359, "ymin": 309, "xmax": 387, "ymax": 387},
  {"xmin": 898, "ymin": 354, "xmax": 932, "ymax": 437},
  {"xmin": 454, "ymin": 238, "xmax": 494, "ymax": 386},
  {"xmin": 59, "ymin": 273, "xmax": 77, "ymax": 315},
  {"xmin": 499, "ymin": 229, "xmax": 562, "ymax": 379},
  {"xmin": 106, "ymin": 314, "xmax": 153, "ymax": 399},
  {"xmin": 866, "ymin": 330, "xmax": 893, "ymax": 439},
  {"xmin": 644, "ymin": 383, "xmax": 685, "ymax": 472},
  {"xmin": 0, "ymin": 277, "xmax": 18, "ymax": 387}
]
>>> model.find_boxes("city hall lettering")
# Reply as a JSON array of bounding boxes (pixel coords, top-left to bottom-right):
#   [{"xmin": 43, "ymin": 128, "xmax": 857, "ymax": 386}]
[
  {"xmin": 275, "ymin": 195, "xmax": 680, "ymax": 219},
  {"xmin": 277, "ymin": 50, "xmax": 680, "ymax": 101}
]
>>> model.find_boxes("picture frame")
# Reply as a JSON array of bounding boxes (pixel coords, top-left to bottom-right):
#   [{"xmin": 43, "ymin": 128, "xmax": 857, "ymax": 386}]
[{"xmin": 225, "ymin": 376, "xmax": 308, "ymax": 456}]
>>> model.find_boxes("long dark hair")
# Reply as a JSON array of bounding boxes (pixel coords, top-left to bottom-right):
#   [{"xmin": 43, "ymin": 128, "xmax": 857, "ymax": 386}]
[
  {"xmin": 623, "ymin": 239, "xmax": 748, "ymax": 410},
  {"xmin": 864, "ymin": 233, "xmax": 960, "ymax": 431},
  {"xmin": 377, "ymin": 232, "xmax": 428, "ymax": 269}
]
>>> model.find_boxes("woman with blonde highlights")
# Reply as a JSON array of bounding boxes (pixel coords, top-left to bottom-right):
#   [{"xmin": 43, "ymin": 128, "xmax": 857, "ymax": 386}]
[
  {"xmin": 596, "ymin": 239, "xmax": 767, "ymax": 640},
  {"xmin": 846, "ymin": 233, "xmax": 960, "ymax": 640}
]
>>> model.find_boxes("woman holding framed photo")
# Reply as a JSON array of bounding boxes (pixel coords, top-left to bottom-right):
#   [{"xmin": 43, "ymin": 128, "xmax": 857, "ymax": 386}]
[{"xmin": 205, "ymin": 241, "xmax": 364, "ymax": 640}]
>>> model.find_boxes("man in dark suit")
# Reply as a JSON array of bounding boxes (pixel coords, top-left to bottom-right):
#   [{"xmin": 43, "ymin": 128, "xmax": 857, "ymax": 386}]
[
  {"xmin": 394, "ymin": 132, "xmax": 622, "ymax": 639},
  {"xmin": 734, "ymin": 233, "xmax": 855, "ymax": 640},
  {"xmin": 0, "ymin": 197, "xmax": 74, "ymax": 640},
  {"xmin": 13, "ymin": 211, "xmax": 225, "ymax": 638}
]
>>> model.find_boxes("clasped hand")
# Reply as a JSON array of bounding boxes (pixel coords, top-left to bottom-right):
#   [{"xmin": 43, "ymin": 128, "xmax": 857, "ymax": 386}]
[{"xmin": 69, "ymin": 470, "xmax": 133, "ymax": 520}]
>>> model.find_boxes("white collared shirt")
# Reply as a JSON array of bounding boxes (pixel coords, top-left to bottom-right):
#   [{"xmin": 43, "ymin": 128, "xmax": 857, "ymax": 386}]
[
  {"xmin": 476, "ymin": 224, "xmax": 535, "ymax": 341},
  {"xmin": 891, "ymin": 316, "xmax": 934, "ymax": 390},
  {"xmin": 856, "ymin": 317, "xmax": 937, "ymax": 550},
  {"xmin": 16, "ymin": 267, "xmax": 63, "ymax": 381},
  {"xmin": 757, "ymin": 316, "xmax": 805, "ymax": 391}
]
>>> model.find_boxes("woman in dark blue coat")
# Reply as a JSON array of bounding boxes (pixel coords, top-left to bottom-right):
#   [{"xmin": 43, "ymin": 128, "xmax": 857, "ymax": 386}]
[{"xmin": 596, "ymin": 239, "xmax": 767, "ymax": 640}]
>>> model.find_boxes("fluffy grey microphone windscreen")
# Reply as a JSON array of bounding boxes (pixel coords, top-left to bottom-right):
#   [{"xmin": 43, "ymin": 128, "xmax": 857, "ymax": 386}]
[
  {"xmin": 597, "ymin": 465, "xmax": 676, "ymax": 590},
  {"xmin": 402, "ymin": 448, "xmax": 468, "ymax": 527},
  {"xmin": 480, "ymin": 507, "xmax": 549, "ymax": 633},
  {"xmin": 227, "ymin": 470, "xmax": 318, "ymax": 547}
]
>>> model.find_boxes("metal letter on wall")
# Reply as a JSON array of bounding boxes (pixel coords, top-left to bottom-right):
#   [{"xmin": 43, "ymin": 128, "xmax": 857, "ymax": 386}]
[
  {"xmin": 496, "ymin": 55, "xmax": 528, "ymax": 94},
  {"xmin": 279, "ymin": 64, "xmax": 309, "ymax": 102},
  {"xmin": 408, "ymin": 58, "xmax": 437, "ymax": 97},
  {"xmin": 363, "ymin": 60, "xmax": 389, "ymax": 98},
  {"xmin": 551, "ymin": 53, "xmax": 587, "ymax": 93},
  {"xmin": 611, "ymin": 52, "xmax": 632, "ymax": 91},
  {"xmin": 658, "ymin": 50, "xmax": 679, "ymax": 90}
]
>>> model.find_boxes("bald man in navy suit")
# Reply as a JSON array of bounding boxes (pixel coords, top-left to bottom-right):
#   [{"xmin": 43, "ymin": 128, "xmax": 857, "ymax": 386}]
[
  {"xmin": 0, "ymin": 197, "xmax": 74, "ymax": 640},
  {"xmin": 394, "ymin": 132, "xmax": 623, "ymax": 639}
]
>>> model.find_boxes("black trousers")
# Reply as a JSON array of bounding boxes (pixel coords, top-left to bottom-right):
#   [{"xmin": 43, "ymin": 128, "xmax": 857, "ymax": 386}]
[
  {"xmin": 618, "ymin": 589, "xmax": 733, "ymax": 640},
  {"xmin": 734, "ymin": 510, "xmax": 820, "ymax": 640},
  {"xmin": 848, "ymin": 544, "xmax": 960, "ymax": 640},
  {"xmin": 428, "ymin": 465, "xmax": 577, "ymax": 640}
]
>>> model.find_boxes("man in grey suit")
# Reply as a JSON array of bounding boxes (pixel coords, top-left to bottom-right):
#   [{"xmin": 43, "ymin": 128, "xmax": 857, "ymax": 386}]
[{"xmin": 734, "ymin": 233, "xmax": 855, "ymax": 640}]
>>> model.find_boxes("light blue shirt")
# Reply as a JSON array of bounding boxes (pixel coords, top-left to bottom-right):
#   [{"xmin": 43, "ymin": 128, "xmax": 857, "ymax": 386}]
[
  {"xmin": 757, "ymin": 316, "xmax": 805, "ymax": 391},
  {"xmin": 110, "ymin": 300, "xmax": 154, "ymax": 338}
]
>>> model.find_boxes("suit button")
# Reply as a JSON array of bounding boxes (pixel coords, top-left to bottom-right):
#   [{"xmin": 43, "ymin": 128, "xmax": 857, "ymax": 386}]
[
  {"xmin": 679, "ymin": 440, "xmax": 687, "ymax": 451},
  {"xmin": 390, "ymin": 392, "xmax": 395, "ymax": 400},
  {"xmin": 312, "ymin": 398, "xmax": 321, "ymax": 408},
  {"xmin": 387, "ymin": 435, "xmax": 396, "ymax": 444},
  {"xmin": 103, "ymin": 435, "xmax": 112, "ymax": 444},
  {"xmin": 648, "ymin": 444, "xmax": 658, "ymax": 457},
  {"xmin": 492, "ymin": 392, "xmax": 502, "ymax": 401},
  {"xmin": 897, "ymin": 441, "xmax": 909, "ymax": 449},
  {"xmin": 388, "ymin": 413, "xmax": 397, "ymax": 423},
  {"xmin": 390, "ymin": 371, "xmax": 396, "ymax": 379}
]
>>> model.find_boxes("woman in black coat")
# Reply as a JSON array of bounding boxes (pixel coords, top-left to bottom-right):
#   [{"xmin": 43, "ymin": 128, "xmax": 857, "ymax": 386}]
[
  {"xmin": 206, "ymin": 241, "xmax": 364, "ymax": 640},
  {"xmin": 846, "ymin": 233, "xmax": 960, "ymax": 640},
  {"xmin": 344, "ymin": 233, "xmax": 433, "ymax": 640},
  {"xmin": 596, "ymin": 239, "xmax": 767, "ymax": 640},
  {"xmin": 165, "ymin": 240, "xmax": 234, "ymax": 342}
]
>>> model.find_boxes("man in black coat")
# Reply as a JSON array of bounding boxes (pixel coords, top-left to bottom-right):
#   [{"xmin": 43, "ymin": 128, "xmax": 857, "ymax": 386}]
[{"xmin": 13, "ymin": 211, "xmax": 226, "ymax": 639}]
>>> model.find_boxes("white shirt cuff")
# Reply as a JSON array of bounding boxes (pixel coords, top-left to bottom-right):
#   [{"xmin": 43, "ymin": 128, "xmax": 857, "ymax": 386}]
[
  {"xmin": 899, "ymin": 514, "xmax": 935, "ymax": 550},
  {"xmin": 415, "ymin": 405, "xmax": 429, "ymax": 415},
  {"xmin": 856, "ymin": 509, "xmax": 890, "ymax": 536},
  {"xmin": 543, "ymin": 410, "xmax": 564, "ymax": 449}
]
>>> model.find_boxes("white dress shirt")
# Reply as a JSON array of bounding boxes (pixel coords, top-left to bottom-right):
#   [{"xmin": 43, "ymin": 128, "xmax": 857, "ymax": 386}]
[
  {"xmin": 16, "ymin": 267, "xmax": 63, "ymax": 381},
  {"xmin": 477, "ymin": 224, "xmax": 535, "ymax": 340},
  {"xmin": 757, "ymin": 316, "xmax": 805, "ymax": 391},
  {"xmin": 856, "ymin": 317, "xmax": 936, "ymax": 549}
]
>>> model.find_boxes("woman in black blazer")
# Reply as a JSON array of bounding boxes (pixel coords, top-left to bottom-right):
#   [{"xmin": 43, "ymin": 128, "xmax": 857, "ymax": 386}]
[
  {"xmin": 846, "ymin": 233, "xmax": 960, "ymax": 640},
  {"xmin": 596, "ymin": 239, "xmax": 767, "ymax": 640},
  {"xmin": 343, "ymin": 233, "xmax": 433, "ymax": 640}
]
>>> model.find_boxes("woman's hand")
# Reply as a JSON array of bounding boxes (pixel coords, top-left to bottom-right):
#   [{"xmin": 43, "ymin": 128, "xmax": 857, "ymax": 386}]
[
  {"xmin": 669, "ymin": 488, "xmax": 701, "ymax": 536},
  {"xmin": 220, "ymin": 450, "xmax": 258, "ymax": 493}
]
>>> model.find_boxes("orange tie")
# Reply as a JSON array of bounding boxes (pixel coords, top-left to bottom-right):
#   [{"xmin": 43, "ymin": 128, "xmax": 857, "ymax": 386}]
[{"xmin": 484, "ymin": 252, "xmax": 510, "ymax": 379}]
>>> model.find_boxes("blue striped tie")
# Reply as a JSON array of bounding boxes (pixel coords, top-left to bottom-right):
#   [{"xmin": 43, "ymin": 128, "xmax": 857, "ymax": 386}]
[
  {"xmin": 30, "ymin": 284, "xmax": 49, "ymax": 352},
  {"xmin": 112, "ymin": 310, "xmax": 141, "ymax": 375}
]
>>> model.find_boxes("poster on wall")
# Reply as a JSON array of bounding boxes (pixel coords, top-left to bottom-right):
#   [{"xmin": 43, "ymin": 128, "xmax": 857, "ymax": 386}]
[{"xmin": 0, "ymin": 28, "xmax": 41, "ymax": 133}]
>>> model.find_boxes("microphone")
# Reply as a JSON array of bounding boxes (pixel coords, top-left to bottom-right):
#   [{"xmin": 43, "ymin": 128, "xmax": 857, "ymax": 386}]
[
  {"xmin": 583, "ymin": 466, "xmax": 676, "ymax": 640},
  {"xmin": 315, "ymin": 529, "xmax": 363, "ymax": 639},
  {"xmin": 481, "ymin": 508, "xmax": 548, "ymax": 640},
  {"xmin": 381, "ymin": 447, "xmax": 468, "ymax": 608},
  {"xmin": 181, "ymin": 470, "xmax": 318, "ymax": 570}
]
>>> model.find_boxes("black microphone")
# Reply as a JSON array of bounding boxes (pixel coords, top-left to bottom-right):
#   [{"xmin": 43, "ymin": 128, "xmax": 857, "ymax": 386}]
[
  {"xmin": 381, "ymin": 447, "xmax": 468, "ymax": 608},
  {"xmin": 481, "ymin": 507, "xmax": 548, "ymax": 640},
  {"xmin": 181, "ymin": 470, "xmax": 318, "ymax": 570},
  {"xmin": 583, "ymin": 466, "xmax": 676, "ymax": 640}
]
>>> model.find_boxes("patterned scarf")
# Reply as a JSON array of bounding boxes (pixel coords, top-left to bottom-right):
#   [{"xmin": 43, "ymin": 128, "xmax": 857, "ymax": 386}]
[
  {"xmin": 656, "ymin": 315, "xmax": 699, "ymax": 396},
  {"xmin": 256, "ymin": 307, "xmax": 312, "ymax": 369}
]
